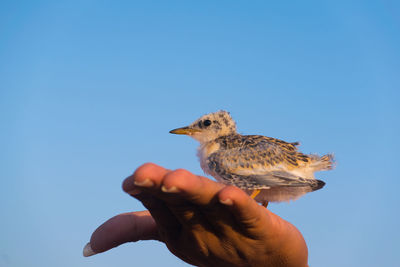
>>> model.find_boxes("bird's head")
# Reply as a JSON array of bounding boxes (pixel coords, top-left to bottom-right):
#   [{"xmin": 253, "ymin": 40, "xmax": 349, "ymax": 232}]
[{"xmin": 169, "ymin": 110, "xmax": 237, "ymax": 143}]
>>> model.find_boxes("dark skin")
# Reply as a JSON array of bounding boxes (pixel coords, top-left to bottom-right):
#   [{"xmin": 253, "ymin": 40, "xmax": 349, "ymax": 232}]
[{"xmin": 87, "ymin": 163, "xmax": 308, "ymax": 267}]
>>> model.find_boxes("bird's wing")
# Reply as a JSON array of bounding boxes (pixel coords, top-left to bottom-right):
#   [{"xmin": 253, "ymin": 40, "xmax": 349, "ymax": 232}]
[
  {"xmin": 207, "ymin": 136, "xmax": 320, "ymax": 189},
  {"xmin": 243, "ymin": 171, "xmax": 325, "ymax": 190}
]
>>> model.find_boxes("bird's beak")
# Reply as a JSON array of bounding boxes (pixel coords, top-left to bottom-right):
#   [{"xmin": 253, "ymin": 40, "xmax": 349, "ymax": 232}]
[{"xmin": 169, "ymin": 126, "xmax": 200, "ymax": 135}]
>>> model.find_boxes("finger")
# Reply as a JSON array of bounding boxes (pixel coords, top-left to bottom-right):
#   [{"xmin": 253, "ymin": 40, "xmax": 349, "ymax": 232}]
[
  {"xmin": 217, "ymin": 186, "xmax": 277, "ymax": 239},
  {"xmin": 156, "ymin": 169, "xmax": 227, "ymax": 230},
  {"xmin": 84, "ymin": 211, "xmax": 159, "ymax": 257},
  {"xmin": 123, "ymin": 164, "xmax": 182, "ymax": 234},
  {"xmin": 126, "ymin": 166, "xmax": 224, "ymax": 228},
  {"xmin": 123, "ymin": 164, "xmax": 198, "ymax": 244},
  {"xmin": 125, "ymin": 165, "xmax": 223, "ymax": 206},
  {"xmin": 160, "ymin": 169, "xmax": 225, "ymax": 206},
  {"xmin": 122, "ymin": 162, "xmax": 170, "ymax": 194}
]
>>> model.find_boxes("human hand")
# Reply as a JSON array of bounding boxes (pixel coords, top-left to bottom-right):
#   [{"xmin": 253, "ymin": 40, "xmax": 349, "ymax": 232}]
[{"xmin": 84, "ymin": 163, "xmax": 308, "ymax": 267}]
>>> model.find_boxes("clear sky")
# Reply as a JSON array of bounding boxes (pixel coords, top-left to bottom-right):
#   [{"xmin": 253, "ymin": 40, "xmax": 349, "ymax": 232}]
[{"xmin": 1, "ymin": 1, "xmax": 399, "ymax": 266}]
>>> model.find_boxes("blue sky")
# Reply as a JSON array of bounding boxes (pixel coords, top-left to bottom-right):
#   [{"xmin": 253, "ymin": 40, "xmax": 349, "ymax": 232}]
[{"xmin": 1, "ymin": 1, "xmax": 399, "ymax": 266}]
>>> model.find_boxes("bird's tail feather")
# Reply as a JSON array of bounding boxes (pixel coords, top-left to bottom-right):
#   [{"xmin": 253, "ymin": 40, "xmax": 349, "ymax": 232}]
[
  {"xmin": 310, "ymin": 153, "xmax": 334, "ymax": 171},
  {"xmin": 311, "ymin": 179, "xmax": 326, "ymax": 191}
]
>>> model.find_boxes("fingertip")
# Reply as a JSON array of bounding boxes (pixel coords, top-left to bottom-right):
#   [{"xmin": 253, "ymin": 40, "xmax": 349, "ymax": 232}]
[
  {"xmin": 162, "ymin": 168, "xmax": 197, "ymax": 190},
  {"xmin": 172, "ymin": 168, "xmax": 194, "ymax": 177},
  {"xmin": 218, "ymin": 185, "xmax": 250, "ymax": 206},
  {"xmin": 161, "ymin": 169, "xmax": 226, "ymax": 206},
  {"xmin": 83, "ymin": 242, "xmax": 96, "ymax": 257},
  {"xmin": 135, "ymin": 162, "xmax": 164, "ymax": 177},
  {"xmin": 122, "ymin": 163, "xmax": 167, "ymax": 193}
]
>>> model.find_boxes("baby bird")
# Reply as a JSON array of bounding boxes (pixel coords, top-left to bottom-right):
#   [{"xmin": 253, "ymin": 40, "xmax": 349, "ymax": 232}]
[{"xmin": 170, "ymin": 110, "xmax": 334, "ymax": 205}]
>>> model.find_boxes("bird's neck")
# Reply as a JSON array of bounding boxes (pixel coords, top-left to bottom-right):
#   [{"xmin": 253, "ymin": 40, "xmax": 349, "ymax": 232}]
[{"xmin": 198, "ymin": 139, "xmax": 220, "ymax": 156}]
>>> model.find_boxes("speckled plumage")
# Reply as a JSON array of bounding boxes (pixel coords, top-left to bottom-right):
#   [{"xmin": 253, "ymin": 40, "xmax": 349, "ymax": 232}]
[{"xmin": 170, "ymin": 110, "xmax": 334, "ymax": 203}]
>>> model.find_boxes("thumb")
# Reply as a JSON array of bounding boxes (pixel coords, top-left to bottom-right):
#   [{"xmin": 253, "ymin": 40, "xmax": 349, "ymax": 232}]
[{"xmin": 83, "ymin": 211, "xmax": 160, "ymax": 257}]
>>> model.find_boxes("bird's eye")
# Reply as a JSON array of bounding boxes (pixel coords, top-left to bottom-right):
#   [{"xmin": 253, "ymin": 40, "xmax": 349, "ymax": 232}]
[{"xmin": 203, "ymin": 119, "xmax": 212, "ymax": 127}]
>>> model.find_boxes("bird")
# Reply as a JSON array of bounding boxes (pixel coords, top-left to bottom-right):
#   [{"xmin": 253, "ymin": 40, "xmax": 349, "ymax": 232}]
[{"xmin": 169, "ymin": 110, "xmax": 334, "ymax": 206}]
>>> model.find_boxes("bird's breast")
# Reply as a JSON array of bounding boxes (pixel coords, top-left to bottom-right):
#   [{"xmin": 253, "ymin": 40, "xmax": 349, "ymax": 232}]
[{"xmin": 197, "ymin": 141, "xmax": 220, "ymax": 176}]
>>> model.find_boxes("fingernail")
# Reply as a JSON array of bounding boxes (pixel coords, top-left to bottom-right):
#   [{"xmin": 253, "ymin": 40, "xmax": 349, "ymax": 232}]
[
  {"xmin": 219, "ymin": 198, "xmax": 233, "ymax": 206},
  {"xmin": 83, "ymin": 242, "xmax": 96, "ymax": 257},
  {"xmin": 161, "ymin": 185, "xmax": 180, "ymax": 193},
  {"xmin": 126, "ymin": 187, "xmax": 142, "ymax": 195},
  {"xmin": 134, "ymin": 179, "xmax": 154, "ymax": 187}
]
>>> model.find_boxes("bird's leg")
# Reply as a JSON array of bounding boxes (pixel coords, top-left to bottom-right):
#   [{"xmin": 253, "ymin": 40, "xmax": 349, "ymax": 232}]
[
  {"xmin": 250, "ymin": 189, "xmax": 261, "ymax": 199},
  {"xmin": 250, "ymin": 190, "xmax": 268, "ymax": 208}
]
